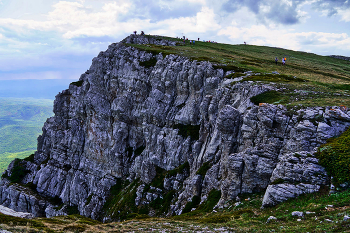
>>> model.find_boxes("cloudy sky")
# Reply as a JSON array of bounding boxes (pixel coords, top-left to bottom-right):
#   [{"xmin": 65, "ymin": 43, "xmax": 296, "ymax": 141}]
[{"xmin": 1, "ymin": 0, "xmax": 350, "ymax": 82}]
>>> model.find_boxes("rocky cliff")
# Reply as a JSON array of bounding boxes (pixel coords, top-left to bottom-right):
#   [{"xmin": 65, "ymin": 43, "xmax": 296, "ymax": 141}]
[{"xmin": 1, "ymin": 35, "xmax": 350, "ymax": 221}]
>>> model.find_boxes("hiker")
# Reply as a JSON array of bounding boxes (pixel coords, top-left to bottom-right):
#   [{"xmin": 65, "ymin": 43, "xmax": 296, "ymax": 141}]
[
  {"xmin": 244, "ymin": 41, "xmax": 246, "ymax": 45},
  {"xmin": 275, "ymin": 57, "xmax": 278, "ymax": 65},
  {"xmin": 198, "ymin": 38, "xmax": 200, "ymax": 41},
  {"xmin": 193, "ymin": 40, "xmax": 195, "ymax": 45},
  {"xmin": 133, "ymin": 31, "xmax": 137, "ymax": 35},
  {"xmin": 282, "ymin": 57, "xmax": 285, "ymax": 65},
  {"xmin": 190, "ymin": 40, "xmax": 192, "ymax": 45},
  {"xmin": 141, "ymin": 31, "xmax": 145, "ymax": 35}
]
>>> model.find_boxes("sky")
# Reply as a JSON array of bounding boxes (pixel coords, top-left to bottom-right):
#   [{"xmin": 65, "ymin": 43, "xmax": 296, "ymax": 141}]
[{"xmin": 0, "ymin": 0, "xmax": 350, "ymax": 83}]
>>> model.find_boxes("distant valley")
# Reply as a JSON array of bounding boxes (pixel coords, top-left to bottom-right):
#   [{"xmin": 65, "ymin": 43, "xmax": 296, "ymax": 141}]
[{"xmin": 0, "ymin": 98, "xmax": 53, "ymax": 173}]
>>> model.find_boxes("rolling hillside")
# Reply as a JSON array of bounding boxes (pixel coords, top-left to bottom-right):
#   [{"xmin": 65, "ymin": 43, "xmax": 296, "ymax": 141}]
[
  {"xmin": 129, "ymin": 35, "xmax": 350, "ymax": 107},
  {"xmin": 0, "ymin": 98, "xmax": 53, "ymax": 173}
]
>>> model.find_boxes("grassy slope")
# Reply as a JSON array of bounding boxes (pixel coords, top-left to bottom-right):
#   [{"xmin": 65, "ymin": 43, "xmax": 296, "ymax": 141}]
[
  {"xmin": 0, "ymin": 190, "xmax": 349, "ymax": 232},
  {"xmin": 129, "ymin": 35, "xmax": 350, "ymax": 107},
  {"xmin": 0, "ymin": 98, "xmax": 53, "ymax": 173}
]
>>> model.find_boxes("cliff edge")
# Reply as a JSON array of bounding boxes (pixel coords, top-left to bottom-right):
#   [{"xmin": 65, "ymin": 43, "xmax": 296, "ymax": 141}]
[{"xmin": 1, "ymin": 34, "xmax": 349, "ymax": 221}]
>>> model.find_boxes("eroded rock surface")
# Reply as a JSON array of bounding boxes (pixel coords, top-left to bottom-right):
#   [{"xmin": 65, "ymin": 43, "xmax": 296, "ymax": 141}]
[{"xmin": 1, "ymin": 35, "xmax": 349, "ymax": 220}]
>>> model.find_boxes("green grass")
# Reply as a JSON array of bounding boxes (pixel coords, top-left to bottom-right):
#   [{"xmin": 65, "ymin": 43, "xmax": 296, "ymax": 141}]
[
  {"xmin": 0, "ymin": 98, "xmax": 53, "ymax": 173},
  {"xmin": 126, "ymin": 35, "xmax": 350, "ymax": 107},
  {"xmin": 316, "ymin": 127, "xmax": 350, "ymax": 186},
  {"xmin": 170, "ymin": 189, "xmax": 350, "ymax": 232},
  {"xmin": 0, "ymin": 189, "xmax": 349, "ymax": 232}
]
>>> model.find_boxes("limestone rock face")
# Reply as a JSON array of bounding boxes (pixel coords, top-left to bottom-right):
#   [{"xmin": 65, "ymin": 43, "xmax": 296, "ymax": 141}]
[{"xmin": 1, "ymin": 35, "xmax": 350, "ymax": 220}]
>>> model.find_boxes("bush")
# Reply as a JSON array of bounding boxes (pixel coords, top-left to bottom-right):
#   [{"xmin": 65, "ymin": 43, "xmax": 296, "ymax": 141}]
[
  {"xmin": 173, "ymin": 124, "xmax": 200, "ymax": 140},
  {"xmin": 182, "ymin": 195, "xmax": 201, "ymax": 214},
  {"xmin": 70, "ymin": 80, "xmax": 84, "ymax": 87},
  {"xmin": 250, "ymin": 90, "xmax": 283, "ymax": 105},
  {"xmin": 196, "ymin": 161, "xmax": 211, "ymax": 176},
  {"xmin": 8, "ymin": 159, "xmax": 29, "ymax": 183},
  {"xmin": 67, "ymin": 205, "xmax": 80, "ymax": 215},
  {"xmin": 23, "ymin": 153, "xmax": 35, "ymax": 162},
  {"xmin": 140, "ymin": 57, "xmax": 158, "ymax": 68},
  {"xmin": 197, "ymin": 189, "xmax": 221, "ymax": 212},
  {"xmin": 316, "ymin": 127, "xmax": 350, "ymax": 186}
]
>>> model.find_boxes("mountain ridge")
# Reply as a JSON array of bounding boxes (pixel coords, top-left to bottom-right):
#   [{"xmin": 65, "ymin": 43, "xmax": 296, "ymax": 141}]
[{"xmin": 0, "ymin": 34, "xmax": 349, "ymax": 223}]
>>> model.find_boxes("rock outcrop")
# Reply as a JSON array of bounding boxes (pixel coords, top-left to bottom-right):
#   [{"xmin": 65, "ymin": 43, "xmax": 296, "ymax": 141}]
[
  {"xmin": 0, "ymin": 204, "xmax": 34, "ymax": 219},
  {"xmin": 1, "ymin": 34, "xmax": 350, "ymax": 220}
]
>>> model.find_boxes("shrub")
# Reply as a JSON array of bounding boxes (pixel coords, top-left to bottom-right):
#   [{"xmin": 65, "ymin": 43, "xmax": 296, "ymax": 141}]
[
  {"xmin": 8, "ymin": 159, "xmax": 29, "ymax": 183},
  {"xmin": 23, "ymin": 153, "xmax": 35, "ymax": 162},
  {"xmin": 70, "ymin": 80, "xmax": 84, "ymax": 87},
  {"xmin": 316, "ymin": 127, "xmax": 350, "ymax": 186},
  {"xmin": 271, "ymin": 178, "xmax": 285, "ymax": 185},
  {"xmin": 173, "ymin": 124, "xmax": 200, "ymax": 140},
  {"xmin": 250, "ymin": 90, "xmax": 283, "ymax": 105},
  {"xmin": 85, "ymin": 195, "xmax": 93, "ymax": 205},
  {"xmin": 167, "ymin": 161, "xmax": 190, "ymax": 177},
  {"xmin": 140, "ymin": 57, "xmax": 158, "ymax": 68},
  {"xmin": 182, "ymin": 195, "xmax": 201, "ymax": 214},
  {"xmin": 197, "ymin": 189, "xmax": 221, "ymax": 212},
  {"xmin": 196, "ymin": 161, "xmax": 211, "ymax": 176},
  {"xmin": 66, "ymin": 205, "xmax": 80, "ymax": 215}
]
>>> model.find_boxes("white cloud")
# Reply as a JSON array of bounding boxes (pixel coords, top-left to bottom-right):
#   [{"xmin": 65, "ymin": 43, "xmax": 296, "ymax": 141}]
[
  {"xmin": 158, "ymin": 7, "xmax": 220, "ymax": 34},
  {"xmin": 338, "ymin": 8, "xmax": 350, "ymax": 22},
  {"xmin": 0, "ymin": 0, "xmax": 134, "ymax": 38},
  {"xmin": 218, "ymin": 24, "xmax": 350, "ymax": 53}
]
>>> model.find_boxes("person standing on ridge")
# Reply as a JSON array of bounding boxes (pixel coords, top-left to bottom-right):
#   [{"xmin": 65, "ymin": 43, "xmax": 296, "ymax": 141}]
[
  {"xmin": 275, "ymin": 57, "xmax": 278, "ymax": 65},
  {"xmin": 282, "ymin": 57, "xmax": 285, "ymax": 65}
]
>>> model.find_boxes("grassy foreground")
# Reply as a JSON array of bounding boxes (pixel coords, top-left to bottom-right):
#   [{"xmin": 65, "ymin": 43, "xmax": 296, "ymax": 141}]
[
  {"xmin": 0, "ymin": 189, "xmax": 349, "ymax": 232},
  {"xmin": 127, "ymin": 35, "xmax": 350, "ymax": 107}
]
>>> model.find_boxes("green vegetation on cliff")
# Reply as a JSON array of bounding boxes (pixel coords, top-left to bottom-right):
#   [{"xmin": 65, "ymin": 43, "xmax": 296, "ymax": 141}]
[{"xmin": 317, "ymin": 127, "xmax": 350, "ymax": 187}]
